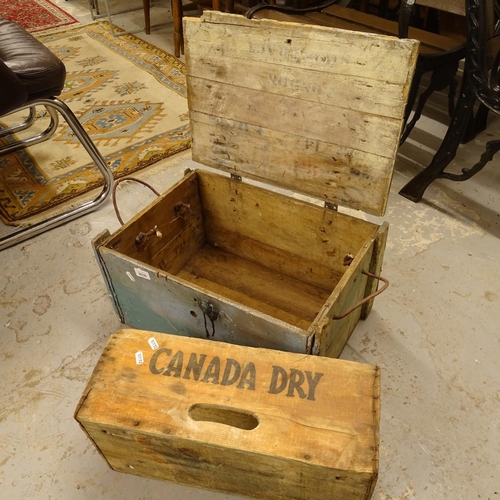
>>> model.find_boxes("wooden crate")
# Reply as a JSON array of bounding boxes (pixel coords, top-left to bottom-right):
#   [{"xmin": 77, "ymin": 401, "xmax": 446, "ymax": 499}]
[
  {"xmin": 75, "ymin": 329, "xmax": 381, "ymax": 500},
  {"xmin": 93, "ymin": 13, "xmax": 418, "ymax": 358}
]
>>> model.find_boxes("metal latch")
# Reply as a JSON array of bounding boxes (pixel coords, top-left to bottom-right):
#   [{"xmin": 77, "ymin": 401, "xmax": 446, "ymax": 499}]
[
  {"xmin": 230, "ymin": 173, "xmax": 242, "ymax": 181},
  {"xmin": 324, "ymin": 201, "xmax": 338, "ymax": 211},
  {"xmin": 199, "ymin": 300, "xmax": 220, "ymax": 338}
]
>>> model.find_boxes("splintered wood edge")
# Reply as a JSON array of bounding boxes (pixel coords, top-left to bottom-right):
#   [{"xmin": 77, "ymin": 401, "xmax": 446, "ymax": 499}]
[{"xmin": 195, "ymin": 11, "xmax": 419, "ymax": 49}]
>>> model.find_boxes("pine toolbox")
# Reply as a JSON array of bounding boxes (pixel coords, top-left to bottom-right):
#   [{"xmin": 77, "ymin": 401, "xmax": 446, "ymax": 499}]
[
  {"xmin": 75, "ymin": 329, "xmax": 381, "ymax": 499},
  {"xmin": 93, "ymin": 13, "xmax": 418, "ymax": 358}
]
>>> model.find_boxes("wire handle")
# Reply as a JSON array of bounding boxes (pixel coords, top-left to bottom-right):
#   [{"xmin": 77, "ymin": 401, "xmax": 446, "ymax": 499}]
[
  {"xmin": 112, "ymin": 176, "xmax": 160, "ymax": 225},
  {"xmin": 332, "ymin": 270, "xmax": 389, "ymax": 320}
]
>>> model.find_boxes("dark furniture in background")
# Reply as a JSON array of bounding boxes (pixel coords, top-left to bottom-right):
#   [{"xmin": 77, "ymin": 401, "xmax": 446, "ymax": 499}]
[{"xmin": 399, "ymin": 0, "xmax": 500, "ymax": 202}]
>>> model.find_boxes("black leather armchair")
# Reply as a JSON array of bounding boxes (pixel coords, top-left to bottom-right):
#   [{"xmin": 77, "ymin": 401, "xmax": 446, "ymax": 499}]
[{"xmin": 0, "ymin": 59, "xmax": 28, "ymax": 116}]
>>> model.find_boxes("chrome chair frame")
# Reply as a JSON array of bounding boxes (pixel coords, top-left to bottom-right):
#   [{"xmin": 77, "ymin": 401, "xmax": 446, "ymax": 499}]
[{"xmin": 0, "ymin": 97, "xmax": 114, "ymax": 251}]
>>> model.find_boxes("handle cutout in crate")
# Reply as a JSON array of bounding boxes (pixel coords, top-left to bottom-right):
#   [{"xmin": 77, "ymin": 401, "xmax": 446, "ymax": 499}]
[
  {"xmin": 332, "ymin": 271, "xmax": 389, "ymax": 320},
  {"xmin": 188, "ymin": 404, "xmax": 259, "ymax": 430}
]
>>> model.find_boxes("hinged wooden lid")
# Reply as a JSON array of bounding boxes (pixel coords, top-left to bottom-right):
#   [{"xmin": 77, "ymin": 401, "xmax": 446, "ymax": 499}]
[{"xmin": 184, "ymin": 12, "xmax": 418, "ymax": 216}]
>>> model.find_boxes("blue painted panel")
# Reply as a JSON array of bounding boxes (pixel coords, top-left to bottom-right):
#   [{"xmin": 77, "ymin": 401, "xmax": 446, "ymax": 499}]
[{"xmin": 99, "ymin": 248, "xmax": 310, "ymax": 354}]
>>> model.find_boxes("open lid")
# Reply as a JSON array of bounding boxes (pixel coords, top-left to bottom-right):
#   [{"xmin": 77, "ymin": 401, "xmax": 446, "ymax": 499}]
[{"xmin": 184, "ymin": 12, "xmax": 418, "ymax": 216}]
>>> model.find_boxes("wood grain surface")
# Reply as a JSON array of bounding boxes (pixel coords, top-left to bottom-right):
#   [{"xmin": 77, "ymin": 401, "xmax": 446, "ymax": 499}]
[
  {"xmin": 76, "ymin": 329, "xmax": 380, "ymax": 499},
  {"xmin": 184, "ymin": 12, "xmax": 419, "ymax": 215}
]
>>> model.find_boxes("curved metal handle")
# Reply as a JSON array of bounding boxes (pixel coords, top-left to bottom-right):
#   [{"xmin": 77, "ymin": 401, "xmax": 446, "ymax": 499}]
[
  {"xmin": 332, "ymin": 270, "xmax": 389, "ymax": 320},
  {"xmin": 111, "ymin": 176, "xmax": 160, "ymax": 225}
]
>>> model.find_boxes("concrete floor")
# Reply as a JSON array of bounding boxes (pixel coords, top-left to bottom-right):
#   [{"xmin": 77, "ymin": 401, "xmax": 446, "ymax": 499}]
[{"xmin": 1, "ymin": 1, "xmax": 500, "ymax": 499}]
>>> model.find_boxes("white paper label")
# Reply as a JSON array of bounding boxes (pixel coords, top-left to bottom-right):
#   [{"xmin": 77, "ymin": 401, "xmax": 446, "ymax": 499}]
[
  {"xmin": 148, "ymin": 337, "xmax": 159, "ymax": 350},
  {"xmin": 135, "ymin": 351, "xmax": 144, "ymax": 365},
  {"xmin": 134, "ymin": 268, "xmax": 150, "ymax": 280},
  {"xmin": 126, "ymin": 271, "xmax": 136, "ymax": 282}
]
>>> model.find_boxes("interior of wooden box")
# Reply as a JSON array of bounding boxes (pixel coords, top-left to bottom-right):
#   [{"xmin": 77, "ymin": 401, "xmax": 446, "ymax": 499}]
[{"xmin": 106, "ymin": 171, "xmax": 379, "ymax": 331}]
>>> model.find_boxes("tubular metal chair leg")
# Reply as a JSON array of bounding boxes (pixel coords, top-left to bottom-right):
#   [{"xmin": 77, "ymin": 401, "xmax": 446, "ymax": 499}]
[
  {"xmin": 0, "ymin": 105, "xmax": 59, "ymax": 155},
  {"xmin": 0, "ymin": 107, "xmax": 37, "ymax": 139},
  {"xmin": 0, "ymin": 96, "xmax": 114, "ymax": 251}
]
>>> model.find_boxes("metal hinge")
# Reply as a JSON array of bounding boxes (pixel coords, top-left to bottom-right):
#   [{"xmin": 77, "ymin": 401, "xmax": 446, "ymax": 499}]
[
  {"xmin": 324, "ymin": 201, "xmax": 338, "ymax": 211},
  {"xmin": 230, "ymin": 173, "xmax": 242, "ymax": 181}
]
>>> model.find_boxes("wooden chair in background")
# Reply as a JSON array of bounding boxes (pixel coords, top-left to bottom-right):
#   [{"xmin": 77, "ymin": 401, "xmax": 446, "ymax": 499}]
[
  {"xmin": 87, "ymin": 0, "xmax": 223, "ymax": 57},
  {"xmin": 87, "ymin": 0, "xmax": 260, "ymax": 57}
]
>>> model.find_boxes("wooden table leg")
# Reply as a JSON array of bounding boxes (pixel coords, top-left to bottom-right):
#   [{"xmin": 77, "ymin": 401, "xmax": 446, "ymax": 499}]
[
  {"xmin": 212, "ymin": 0, "xmax": 222, "ymax": 11},
  {"xmin": 171, "ymin": 0, "xmax": 182, "ymax": 58},
  {"xmin": 143, "ymin": 0, "xmax": 151, "ymax": 34}
]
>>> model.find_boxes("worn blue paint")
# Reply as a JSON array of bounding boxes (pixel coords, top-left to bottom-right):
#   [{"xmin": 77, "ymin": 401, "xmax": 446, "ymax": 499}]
[{"xmin": 97, "ymin": 248, "xmax": 310, "ymax": 354}]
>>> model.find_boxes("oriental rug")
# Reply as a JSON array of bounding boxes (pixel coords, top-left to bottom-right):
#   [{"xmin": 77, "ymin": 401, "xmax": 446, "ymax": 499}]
[
  {"xmin": 0, "ymin": 22, "xmax": 191, "ymax": 225},
  {"xmin": 0, "ymin": 0, "xmax": 79, "ymax": 33}
]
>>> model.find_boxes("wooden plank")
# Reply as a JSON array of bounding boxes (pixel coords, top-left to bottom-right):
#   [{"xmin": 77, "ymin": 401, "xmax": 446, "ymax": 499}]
[
  {"xmin": 188, "ymin": 78, "xmax": 403, "ymax": 162},
  {"xmin": 190, "ymin": 112, "xmax": 396, "ymax": 214},
  {"xmin": 408, "ymin": 28, "xmax": 465, "ymax": 55},
  {"xmin": 149, "ymin": 218, "xmax": 205, "ymax": 275},
  {"xmin": 305, "ymin": 10, "xmax": 394, "ymax": 34},
  {"xmin": 311, "ymin": 240, "xmax": 374, "ymax": 358},
  {"xmin": 187, "ymin": 48, "xmax": 411, "ymax": 119},
  {"xmin": 99, "ymin": 249, "xmax": 310, "ymax": 352},
  {"xmin": 180, "ymin": 244, "xmax": 330, "ymax": 324},
  {"xmin": 76, "ymin": 329, "xmax": 380, "ymax": 499},
  {"xmin": 252, "ymin": 8, "xmax": 326, "ymax": 25},
  {"xmin": 417, "ymin": 0, "xmax": 465, "ymax": 16},
  {"xmin": 196, "ymin": 224, "xmax": 344, "ymax": 290},
  {"xmin": 107, "ymin": 172, "xmax": 205, "ymax": 269},
  {"xmin": 255, "ymin": 5, "xmax": 464, "ymax": 54},
  {"xmin": 197, "ymin": 170, "xmax": 378, "ymax": 280},
  {"xmin": 185, "ymin": 13, "xmax": 418, "ymax": 216},
  {"xmin": 92, "ymin": 230, "xmax": 125, "ymax": 322},
  {"xmin": 322, "ymin": 5, "xmax": 463, "ymax": 51},
  {"xmin": 185, "ymin": 13, "xmax": 419, "ymax": 85}
]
